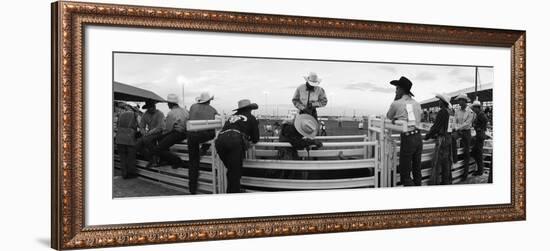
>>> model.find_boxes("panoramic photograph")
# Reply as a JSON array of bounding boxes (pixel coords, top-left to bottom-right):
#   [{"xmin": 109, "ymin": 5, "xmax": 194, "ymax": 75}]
[{"xmin": 112, "ymin": 52, "xmax": 494, "ymax": 197}]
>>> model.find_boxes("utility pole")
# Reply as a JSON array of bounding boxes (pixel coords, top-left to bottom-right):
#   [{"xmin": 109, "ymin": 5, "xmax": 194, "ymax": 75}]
[{"xmin": 474, "ymin": 66, "xmax": 478, "ymax": 101}]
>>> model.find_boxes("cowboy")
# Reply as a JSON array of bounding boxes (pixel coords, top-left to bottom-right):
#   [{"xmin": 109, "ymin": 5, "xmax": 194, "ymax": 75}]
[
  {"xmin": 386, "ymin": 76, "xmax": 423, "ymax": 186},
  {"xmin": 278, "ymin": 114, "xmax": 323, "ymax": 161},
  {"xmin": 424, "ymin": 94, "xmax": 453, "ymax": 185},
  {"xmin": 319, "ymin": 121, "xmax": 328, "ymax": 136},
  {"xmin": 292, "ymin": 72, "xmax": 328, "ymax": 120},
  {"xmin": 115, "ymin": 105, "xmax": 140, "ymax": 179},
  {"xmin": 215, "ymin": 99, "xmax": 260, "ymax": 193},
  {"xmin": 471, "ymin": 100, "xmax": 489, "ymax": 178},
  {"xmin": 136, "ymin": 100, "xmax": 165, "ymax": 167},
  {"xmin": 453, "ymin": 93, "xmax": 474, "ymax": 181},
  {"xmin": 187, "ymin": 92, "xmax": 218, "ymax": 194},
  {"xmin": 273, "ymin": 121, "xmax": 281, "ymax": 137},
  {"xmin": 152, "ymin": 94, "xmax": 189, "ymax": 169},
  {"xmin": 277, "ymin": 114, "xmax": 323, "ymax": 179}
]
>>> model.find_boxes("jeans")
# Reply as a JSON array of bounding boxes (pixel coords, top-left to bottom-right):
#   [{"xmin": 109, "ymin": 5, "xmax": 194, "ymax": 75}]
[
  {"xmin": 399, "ymin": 133, "xmax": 423, "ymax": 186},
  {"xmin": 300, "ymin": 108, "xmax": 318, "ymax": 120},
  {"xmin": 472, "ymin": 134, "xmax": 485, "ymax": 175},
  {"xmin": 153, "ymin": 131, "xmax": 186, "ymax": 168},
  {"xmin": 187, "ymin": 130, "xmax": 215, "ymax": 194},
  {"xmin": 455, "ymin": 130, "xmax": 472, "ymax": 179},
  {"xmin": 429, "ymin": 134, "xmax": 452, "ymax": 185},
  {"xmin": 117, "ymin": 144, "xmax": 136, "ymax": 178},
  {"xmin": 136, "ymin": 133, "xmax": 163, "ymax": 162},
  {"xmin": 215, "ymin": 131, "xmax": 246, "ymax": 193}
]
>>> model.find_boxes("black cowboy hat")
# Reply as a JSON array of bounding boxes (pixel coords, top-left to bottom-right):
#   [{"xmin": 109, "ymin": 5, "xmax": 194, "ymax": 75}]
[
  {"xmin": 390, "ymin": 76, "xmax": 414, "ymax": 97},
  {"xmin": 142, "ymin": 100, "xmax": 157, "ymax": 110},
  {"xmin": 233, "ymin": 99, "xmax": 259, "ymax": 111}
]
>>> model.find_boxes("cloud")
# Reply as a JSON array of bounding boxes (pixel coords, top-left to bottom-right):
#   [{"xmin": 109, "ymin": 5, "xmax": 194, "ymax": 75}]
[
  {"xmin": 344, "ymin": 82, "xmax": 394, "ymax": 93},
  {"xmin": 414, "ymin": 71, "xmax": 437, "ymax": 81},
  {"xmin": 456, "ymin": 75, "xmax": 474, "ymax": 83},
  {"xmin": 378, "ymin": 65, "xmax": 397, "ymax": 73}
]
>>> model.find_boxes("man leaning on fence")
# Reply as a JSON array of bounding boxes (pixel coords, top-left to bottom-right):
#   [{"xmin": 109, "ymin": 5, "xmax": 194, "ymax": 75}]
[
  {"xmin": 386, "ymin": 76, "xmax": 423, "ymax": 186},
  {"xmin": 453, "ymin": 93, "xmax": 474, "ymax": 181},
  {"xmin": 424, "ymin": 94, "xmax": 453, "ymax": 185},
  {"xmin": 215, "ymin": 99, "xmax": 260, "ymax": 193},
  {"xmin": 187, "ymin": 92, "xmax": 218, "ymax": 194}
]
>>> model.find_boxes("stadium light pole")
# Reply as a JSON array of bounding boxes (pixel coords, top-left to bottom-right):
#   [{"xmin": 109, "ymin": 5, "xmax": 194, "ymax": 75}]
[{"xmin": 263, "ymin": 91, "xmax": 269, "ymax": 117}]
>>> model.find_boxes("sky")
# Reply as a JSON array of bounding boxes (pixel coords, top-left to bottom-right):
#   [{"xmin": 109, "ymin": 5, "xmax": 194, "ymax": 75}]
[{"xmin": 114, "ymin": 52, "xmax": 493, "ymax": 117}]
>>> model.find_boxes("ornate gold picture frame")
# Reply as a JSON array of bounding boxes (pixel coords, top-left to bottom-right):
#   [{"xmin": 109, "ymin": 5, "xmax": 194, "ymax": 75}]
[{"xmin": 51, "ymin": 1, "xmax": 526, "ymax": 249}]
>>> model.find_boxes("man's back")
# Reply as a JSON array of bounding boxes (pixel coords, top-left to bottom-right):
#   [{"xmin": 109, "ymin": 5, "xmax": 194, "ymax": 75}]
[
  {"xmin": 189, "ymin": 103, "xmax": 217, "ymax": 120},
  {"xmin": 386, "ymin": 95, "xmax": 422, "ymax": 127},
  {"xmin": 166, "ymin": 106, "xmax": 189, "ymax": 132}
]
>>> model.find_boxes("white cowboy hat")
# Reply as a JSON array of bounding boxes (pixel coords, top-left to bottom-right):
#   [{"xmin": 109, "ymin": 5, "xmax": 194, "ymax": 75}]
[
  {"xmin": 294, "ymin": 114, "xmax": 318, "ymax": 139},
  {"xmin": 303, "ymin": 72, "xmax": 321, "ymax": 86},
  {"xmin": 471, "ymin": 100, "xmax": 482, "ymax": 107},
  {"xmin": 435, "ymin": 93, "xmax": 451, "ymax": 108},
  {"xmin": 195, "ymin": 92, "xmax": 214, "ymax": 103},
  {"xmin": 166, "ymin": 93, "xmax": 179, "ymax": 104},
  {"xmin": 454, "ymin": 93, "xmax": 470, "ymax": 102},
  {"xmin": 233, "ymin": 99, "xmax": 259, "ymax": 111}
]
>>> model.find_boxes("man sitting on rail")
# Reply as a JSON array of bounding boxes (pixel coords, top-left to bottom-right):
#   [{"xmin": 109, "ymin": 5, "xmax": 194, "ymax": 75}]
[
  {"xmin": 152, "ymin": 94, "xmax": 189, "ymax": 170},
  {"xmin": 278, "ymin": 114, "xmax": 323, "ymax": 160},
  {"xmin": 136, "ymin": 100, "xmax": 165, "ymax": 168},
  {"xmin": 277, "ymin": 114, "xmax": 323, "ymax": 179},
  {"xmin": 187, "ymin": 92, "xmax": 218, "ymax": 194}
]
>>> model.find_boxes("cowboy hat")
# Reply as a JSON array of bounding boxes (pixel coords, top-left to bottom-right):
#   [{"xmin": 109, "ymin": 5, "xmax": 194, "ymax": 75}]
[
  {"xmin": 166, "ymin": 93, "xmax": 179, "ymax": 105},
  {"xmin": 195, "ymin": 92, "xmax": 214, "ymax": 103},
  {"xmin": 303, "ymin": 72, "xmax": 321, "ymax": 86},
  {"xmin": 389, "ymin": 76, "xmax": 414, "ymax": 96},
  {"xmin": 233, "ymin": 99, "xmax": 259, "ymax": 111},
  {"xmin": 435, "ymin": 93, "xmax": 451, "ymax": 108},
  {"xmin": 142, "ymin": 100, "xmax": 157, "ymax": 110},
  {"xmin": 471, "ymin": 100, "xmax": 482, "ymax": 107},
  {"xmin": 294, "ymin": 114, "xmax": 318, "ymax": 139},
  {"xmin": 454, "ymin": 93, "xmax": 470, "ymax": 102}
]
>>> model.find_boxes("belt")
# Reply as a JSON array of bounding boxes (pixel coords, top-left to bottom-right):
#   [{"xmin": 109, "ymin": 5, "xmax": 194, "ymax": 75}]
[
  {"xmin": 401, "ymin": 129, "xmax": 420, "ymax": 136},
  {"xmin": 219, "ymin": 129, "xmax": 245, "ymax": 137}
]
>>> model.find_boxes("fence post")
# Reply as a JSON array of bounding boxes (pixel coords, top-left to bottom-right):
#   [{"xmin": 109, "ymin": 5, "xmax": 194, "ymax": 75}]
[
  {"xmin": 374, "ymin": 140, "xmax": 380, "ymax": 188},
  {"xmin": 380, "ymin": 117, "xmax": 387, "ymax": 188},
  {"xmin": 363, "ymin": 135, "xmax": 368, "ymax": 159},
  {"xmin": 211, "ymin": 142, "xmax": 219, "ymax": 194}
]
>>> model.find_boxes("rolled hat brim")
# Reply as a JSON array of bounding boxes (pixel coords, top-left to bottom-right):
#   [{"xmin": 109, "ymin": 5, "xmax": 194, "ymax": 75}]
[{"xmin": 233, "ymin": 103, "xmax": 259, "ymax": 111}]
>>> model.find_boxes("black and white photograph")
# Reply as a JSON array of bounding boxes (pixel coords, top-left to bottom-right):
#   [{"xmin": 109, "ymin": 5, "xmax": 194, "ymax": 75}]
[{"xmin": 112, "ymin": 52, "xmax": 494, "ymax": 197}]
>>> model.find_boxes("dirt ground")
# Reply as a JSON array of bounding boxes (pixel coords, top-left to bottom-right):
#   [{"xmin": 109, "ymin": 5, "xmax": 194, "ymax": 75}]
[{"xmin": 113, "ymin": 169, "xmax": 186, "ymax": 198}]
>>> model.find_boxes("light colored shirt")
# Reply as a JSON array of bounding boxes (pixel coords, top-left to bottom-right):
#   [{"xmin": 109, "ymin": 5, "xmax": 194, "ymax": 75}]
[
  {"xmin": 165, "ymin": 106, "xmax": 189, "ymax": 133},
  {"xmin": 454, "ymin": 107, "xmax": 474, "ymax": 130},
  {"xmin": 386, "ymin": 95, "xmax": 422, "ymax": 128},
  {"xmin": 189, "ymin": 103, "xmax": 218, "ymax": 120},
  {"xmin": 292, "ymin": 84, "xmax": 328, "ymax": 110},
  {"xmin": 139, "ymin": 109, "xmax": 165, "ymax": 136}
]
